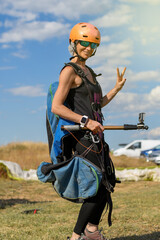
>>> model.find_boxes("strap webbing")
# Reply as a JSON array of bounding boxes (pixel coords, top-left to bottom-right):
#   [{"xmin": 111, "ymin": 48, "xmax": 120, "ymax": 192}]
[{"xmin": 64, "ymin": 62, "xmax": 102, "ymax": 120}]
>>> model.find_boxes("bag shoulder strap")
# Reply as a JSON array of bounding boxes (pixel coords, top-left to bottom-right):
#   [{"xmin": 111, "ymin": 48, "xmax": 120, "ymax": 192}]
[
  {"xmin": 64, "ymin": 62, "xmax": 102, "ymax": 80},
  {"xmin": 64, "ymin": 62, "xmax": 86, "ymax": 79},
  {"xmin": 63, "ymin": 62, "xmax": 103, "ymax": 121},
  {"xmin": 64, "ymin": 62, "xmax": 93, "ymax": 102},
  {"xmin": 64, "ymin": 62, "xmax": 101, "ymax": 101},
  {"xmin": 85, "ymin": 65, "xmax": 102, "ymax": 78}
]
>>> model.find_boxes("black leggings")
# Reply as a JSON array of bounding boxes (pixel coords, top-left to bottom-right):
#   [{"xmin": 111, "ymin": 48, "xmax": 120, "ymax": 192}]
[
  {"xmin": 74, "ymin": 184, "xmax": 108, "ymax": 235},
  {"xmin": 73, "ymin": 136, "xmax": 108, "ymax": 235}
]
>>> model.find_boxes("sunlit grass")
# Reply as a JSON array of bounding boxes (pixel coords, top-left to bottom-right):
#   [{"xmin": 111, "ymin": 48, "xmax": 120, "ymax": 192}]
[{"xmin": 0, "ymin": 180, "xmax": 159, "ymax": 240}]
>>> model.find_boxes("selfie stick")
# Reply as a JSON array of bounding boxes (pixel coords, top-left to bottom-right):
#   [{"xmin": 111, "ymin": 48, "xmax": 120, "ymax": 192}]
[{"xmin": 61, "ymin": 113, "xmax": 149, "ymax": 131}]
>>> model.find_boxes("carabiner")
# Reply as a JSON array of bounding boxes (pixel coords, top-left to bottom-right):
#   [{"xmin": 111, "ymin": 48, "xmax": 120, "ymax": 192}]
[{"xmin": 89, "ymin": 132, "xmax": 100, "ymax": 143}]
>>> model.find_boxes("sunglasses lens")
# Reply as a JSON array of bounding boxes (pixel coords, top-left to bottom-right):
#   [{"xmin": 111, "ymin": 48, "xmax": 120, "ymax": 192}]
[
  {"xmin": 90, "ymin": 43, "xmax": 98, "ymax": 49},
  {"xmin": 79, "ymin": 41, "xmax": 98, "ymax": 49},
  {"xmin": 80, "ymin": 41, "xmax": 90, "ymax": 47}
]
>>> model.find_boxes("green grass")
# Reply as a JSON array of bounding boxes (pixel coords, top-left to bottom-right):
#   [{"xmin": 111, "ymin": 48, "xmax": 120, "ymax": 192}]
[
  {"xmin": 0, "ymin": 142, "xmax": 159, "ymax": 239},
  {"xmin": 116, "ymin": 165, "xmax": 160, "ymax": 171},
  {"xmin": 0, "ymin": 180, "xmax": 159, "ymax": 240}
]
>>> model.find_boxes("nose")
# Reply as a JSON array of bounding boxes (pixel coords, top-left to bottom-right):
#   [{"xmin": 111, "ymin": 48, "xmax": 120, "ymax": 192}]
[{"xmin": 86, "ymin": 44, "xmax": 92, "ymax": 50}]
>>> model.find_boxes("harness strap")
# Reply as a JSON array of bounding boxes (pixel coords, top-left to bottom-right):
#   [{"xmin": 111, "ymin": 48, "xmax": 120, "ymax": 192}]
[
  {"xmin": 64, "ymin": 128, "xmax": 103, "ymax": 154},
  {"xmin": 100, "ymin": 191, "xmax": 113, "ymax": 227},
  {"xmin": 65, "ymin": 62, "xmax": 94, "ymax": 102},
  {"xmin": 64, "ymin": 62, "xmax": 103, "ymax": 122},
  {"xmin": 80, "ymin": 142, "xmax": 95, "ymax": 158},
  {"xmin": 92, "ymin": 143, "xmax": 114, "ymax": 193}
]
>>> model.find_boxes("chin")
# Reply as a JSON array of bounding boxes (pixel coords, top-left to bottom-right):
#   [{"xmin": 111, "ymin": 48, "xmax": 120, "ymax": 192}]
[{"xmin": 83, "ymin": 55, "xmax": 90, "ymax": 60}]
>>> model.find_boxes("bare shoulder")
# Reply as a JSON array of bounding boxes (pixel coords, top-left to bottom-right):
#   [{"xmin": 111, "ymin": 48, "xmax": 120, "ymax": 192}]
[
  {"xmin": 59, "ymin": 65, "xmax": 76, "ymax": 87},
  {"xmin": 60, "ymin": 66, "xmax": 76, "ymax": 79}
]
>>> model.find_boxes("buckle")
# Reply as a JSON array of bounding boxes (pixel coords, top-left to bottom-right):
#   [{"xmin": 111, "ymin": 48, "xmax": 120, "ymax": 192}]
[
  {"xmin": 89, "ymin": 132, "xmax": 100, "ymax": 143},
  {"xmin": 91, "ymin": 102, "xmax": 100, "ymax": 112}
]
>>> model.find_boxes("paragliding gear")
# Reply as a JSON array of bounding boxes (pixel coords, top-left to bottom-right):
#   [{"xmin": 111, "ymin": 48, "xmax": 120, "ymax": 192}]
[
  {"xmin": 37, "ymin": 62, "xmax": 117, "ymax": 226},
  {"xmin": 64, "ymin": 62, "xmax": 103, "ymax": 123},
  {"xmin": 79, "ymin": 40, "xmax": 98, "ymax": 49},
  {"xmin": 69, "ymin": 22, "xmax": 101, "ymax": 45}
]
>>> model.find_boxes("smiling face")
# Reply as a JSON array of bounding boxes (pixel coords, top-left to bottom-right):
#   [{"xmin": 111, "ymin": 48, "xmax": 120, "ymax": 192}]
[{"xmin": 75, "ymin": 41, "xmax": 94, "ymax": 60}]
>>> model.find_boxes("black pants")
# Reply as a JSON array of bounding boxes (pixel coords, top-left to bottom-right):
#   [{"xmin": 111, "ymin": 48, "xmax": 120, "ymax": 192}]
[
  {"xmin": 73, "ymin": 135, "xmax": 108, "ymax": 235},
  {"xmin": 74, "ymin": 184, "xmax": 108, "ymax": 235}
]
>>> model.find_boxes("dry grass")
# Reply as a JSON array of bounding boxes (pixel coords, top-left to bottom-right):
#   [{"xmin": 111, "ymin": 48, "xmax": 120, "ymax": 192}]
[
  {"xmin": 0, "ymin": 180, "xmax": 159, "ymax": 239},
  {"xmin": 0, "ymin": 142, "xmax": 50, "ymax": 170},
  {"xmin": 0, "ymin": 141, "xmax": 157, "ymax": 170},
  {"xmin": 0, "ymin": 142, "xmax": 159, "ymax": 239},
  {"xmin": 111, "ymin": 154, "xmax": 156, "ymax": 169}
]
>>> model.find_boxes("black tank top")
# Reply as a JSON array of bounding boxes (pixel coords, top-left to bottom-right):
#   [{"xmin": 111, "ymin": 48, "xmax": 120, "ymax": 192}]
[{"xmin": 66, "ymin": 73, "xmax": 102, "ymax": 121}]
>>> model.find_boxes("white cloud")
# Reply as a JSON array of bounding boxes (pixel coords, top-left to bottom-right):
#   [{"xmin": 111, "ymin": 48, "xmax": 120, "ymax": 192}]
[
  {"xmin": 104, "ymin": 85, "xmax": 160, "ymax": 115},
  {"xmin": 131, "ymin": 126, "xmax": 160, "ymax": 140},
  {"xmin": 127, "ymin": 2, "xmax": 160, "ymax": 49},
  {"xmin": 0, "ymin": 66, "xmax": 16, "ymax": 70},
  {"xmin": 0, "ymin": 21, "xmax": 70, "ymax": 43},
  {"xmin": 128, "ymin": 70, "xmax": 160, "ymax": 82},
  {"xmin": 7, "ymin": 85, "xmax": 46, "ymax": 97},
  {"xmin": 0, "ymin": 1, "xmax": 133, "ymax": 46},
  {"xmin": 101, "ymin": 35, "xmax": 111, "ymax": 43},
  {"xmin": 4, "ymin": 20, "xmax": 16, "ymax": 28},
  {"xmin": 148, "ymin": 86, "xmax": 160, "ymax": 104},
  {"xmin": 91, "ymin": 67, "xmax": 160, "ymax": 96},
  {"xmin": 87, "ymin": 39, "xmax": 133, "ymax": 93},
  {"xmin": 1, "ymin": 9, "xmax": 37, "ymax": 23},
  {"xmin": 30, "ymin": 105, "xmax": 46, "ymax": 114},
  {"xmin": 0, "ymin": 0, "xmax": 112, "ymax": 20},
  {"xmin": 92, "ymin": 4, "xmax": 132, "ymax": 27},
  {"xmin": 1, "ymin": 44, "xmax": 11, "ymax": 49},
  {"xmin": 130, "ymin": 25, "xmax": 160, "ymax": 46},
  {"xmin": 147, "ymin": 127, "xmax": 160, "ymax": 138},
  {"xmin": 12, "ymin": 51, "xmax": 28, "ymax": 59},
  {"xmin": 89, "ymin": 39, "xmax": 133, "ymax": 66},
  {"xmin": 120, "ymin": 0, "xmax": 160, "ymax": 5}
]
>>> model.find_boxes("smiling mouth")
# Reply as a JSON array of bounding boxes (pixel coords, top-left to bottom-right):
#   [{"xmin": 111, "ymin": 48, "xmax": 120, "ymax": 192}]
[{"xmin": 84, "ymin": 51, "xmax": 91, "ymax": 56}]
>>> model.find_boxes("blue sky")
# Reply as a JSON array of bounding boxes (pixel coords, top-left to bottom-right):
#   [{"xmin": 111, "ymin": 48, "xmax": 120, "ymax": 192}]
[{"xmin": 0, "ymin": 0, "xmax": 160, "ymax": 150}]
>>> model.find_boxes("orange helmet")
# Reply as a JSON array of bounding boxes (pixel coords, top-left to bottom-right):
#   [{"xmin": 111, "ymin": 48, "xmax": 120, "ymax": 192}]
[{"xmin": 69, "ymin": 22, "xmax": 101, "ymax": 45}]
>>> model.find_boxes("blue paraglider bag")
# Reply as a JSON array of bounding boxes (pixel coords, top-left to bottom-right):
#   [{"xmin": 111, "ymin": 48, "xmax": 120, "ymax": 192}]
[{"xmin": 37, "ymin": 74, "xmax": 103, "ymax": 202}]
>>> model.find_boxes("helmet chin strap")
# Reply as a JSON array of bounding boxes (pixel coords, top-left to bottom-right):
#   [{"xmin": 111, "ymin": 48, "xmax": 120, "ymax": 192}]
[
  {"xmin": 69, "ymin": 42, "xmax": 97, "ymax": 62},
  {"xmin": 69, "ymin": 55, "xmax": 86, "ymax": 62}
]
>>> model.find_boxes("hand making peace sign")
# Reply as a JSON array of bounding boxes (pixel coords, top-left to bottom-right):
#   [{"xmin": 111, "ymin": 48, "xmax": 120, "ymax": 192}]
[{"xmin": 115, "ymin": 67, "xmax": 127, "ymax": 91}]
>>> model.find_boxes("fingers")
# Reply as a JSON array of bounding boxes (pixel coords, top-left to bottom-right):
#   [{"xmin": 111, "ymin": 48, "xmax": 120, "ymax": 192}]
[
  {"xmin": 121, "ymin": 77, "xmax": 127, "ymax": 87},
  {"xmin": 117, "ymin": 67, "xmax": 127, "ymax": 78},
  {"xmin": 117, "ymin": 68, "xmax": 120, "ymax": 78},
  {"xmin": 87, "ymin": 119, "xmax": 104, "ymax": 133},
  {"xmin": 93, "ymin": 124, "xmax": 104, "ymax": 134},
  {"xmin": 122, "ymin": 67, "xmax": 126, "ymax": 76}
]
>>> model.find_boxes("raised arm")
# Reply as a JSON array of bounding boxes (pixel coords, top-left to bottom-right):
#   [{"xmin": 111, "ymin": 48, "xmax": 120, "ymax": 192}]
[{"xmin": 101, "ymin": 67, "xmax": 126, "ymax": 108}]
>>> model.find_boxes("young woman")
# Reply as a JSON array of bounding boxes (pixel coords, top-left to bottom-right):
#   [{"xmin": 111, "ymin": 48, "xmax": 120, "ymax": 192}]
[{"xmin": 52, "ymin": 22, "xmax": 126, "ymax": 240}]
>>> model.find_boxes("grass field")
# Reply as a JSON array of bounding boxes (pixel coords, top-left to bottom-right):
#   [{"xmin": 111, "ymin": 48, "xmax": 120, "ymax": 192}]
[
  {"xmin": 0, "ymin": 180, "xmax": 159, "ymax": 240},
  {"xmin": 0, "ymin": 142, "xmax": 160, "ymax": 240}
]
